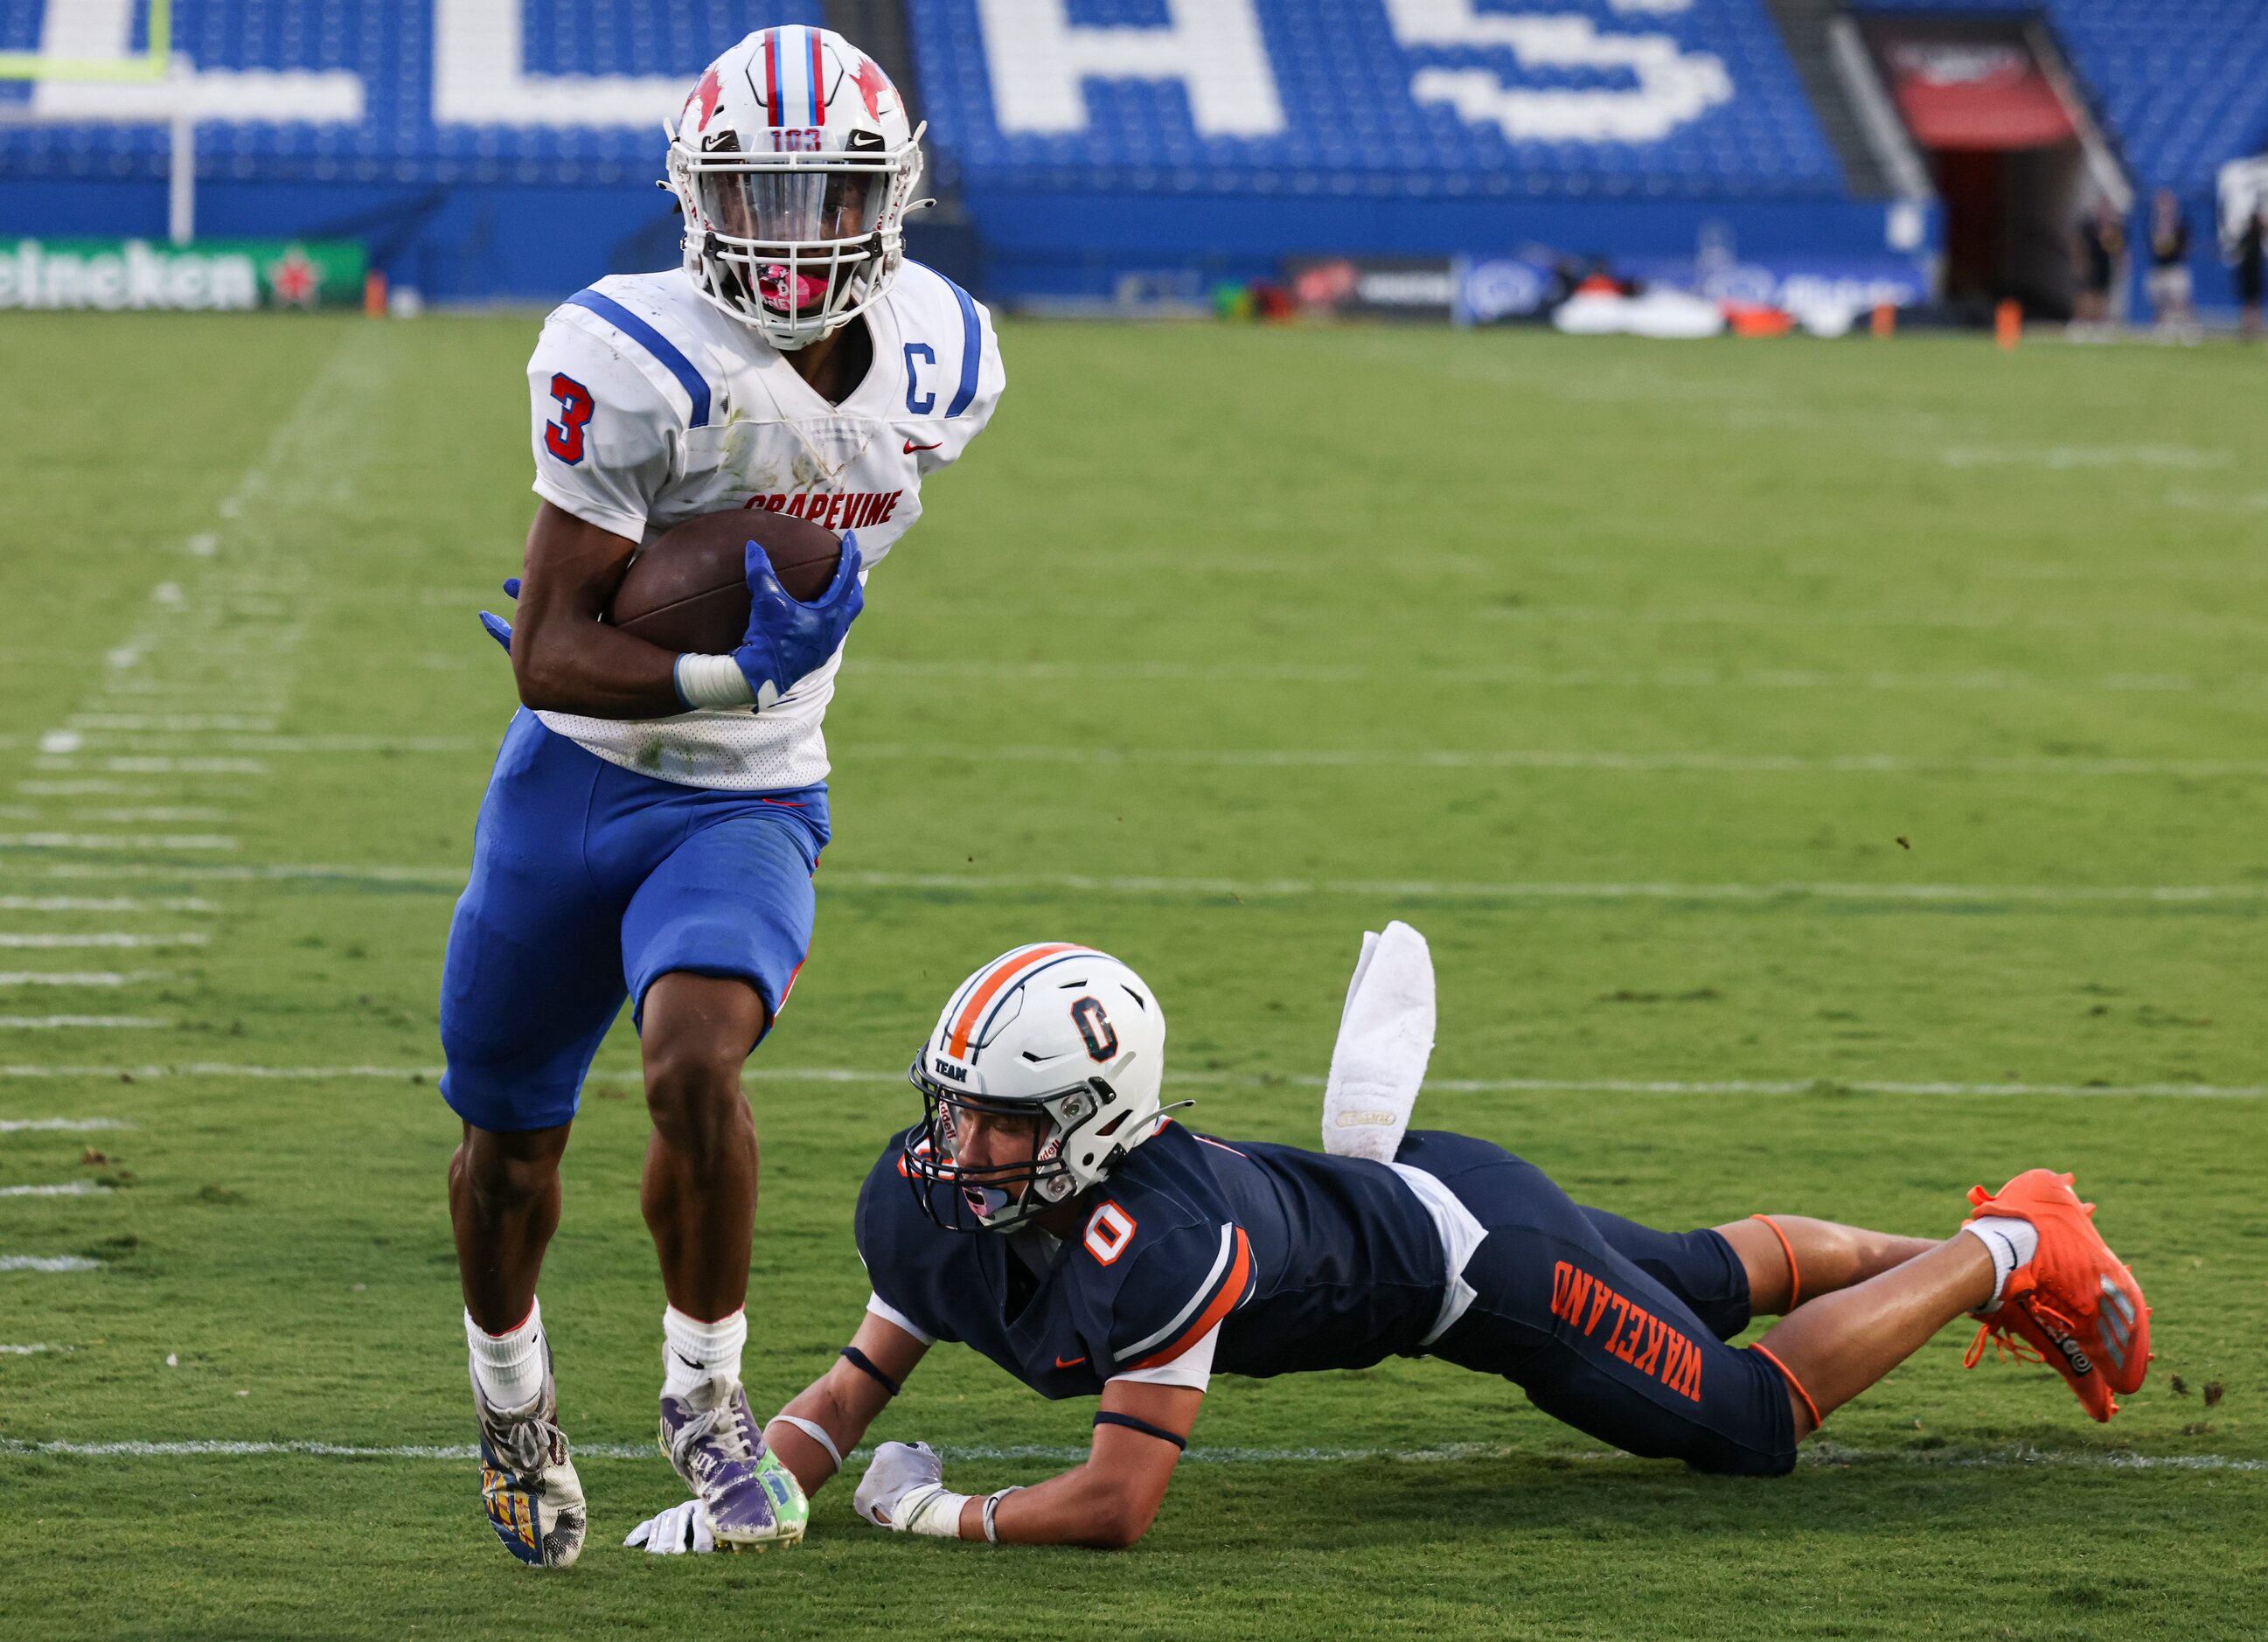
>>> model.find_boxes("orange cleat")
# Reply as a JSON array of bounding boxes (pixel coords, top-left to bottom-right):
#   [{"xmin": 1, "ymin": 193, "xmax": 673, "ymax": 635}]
[{"xmin": 1959, "ymin": 1168, "xmax": 2150, "ymax": 1422}]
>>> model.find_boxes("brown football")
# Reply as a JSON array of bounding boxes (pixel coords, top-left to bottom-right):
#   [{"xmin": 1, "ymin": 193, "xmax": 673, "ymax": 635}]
[{"xmin": 608, "ymin": 508, "xmax": 843, "ymax": 655}]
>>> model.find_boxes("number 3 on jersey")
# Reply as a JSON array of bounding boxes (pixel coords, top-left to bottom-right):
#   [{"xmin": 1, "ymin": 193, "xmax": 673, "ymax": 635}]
[{"xmin": 545, "ymin": 372, "xmax": 594, "ymax": 464}]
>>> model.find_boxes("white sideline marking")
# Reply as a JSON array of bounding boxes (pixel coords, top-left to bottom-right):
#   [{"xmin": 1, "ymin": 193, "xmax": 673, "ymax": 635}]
[
  {"xmin": 0, "ymin": 1118, "xmax": 126, "ymax": 1132},
  {"xmin": 0, "ymin": 1182, "xmax": 108, "ymax": 1197},
  {"xmin": 0, "ymin": 1436, "xmax": 2254, "ymax": 1475},
  {"xmin": 824, "ymin": 870, "xmax": 2268, "ymax": 908},
  {"xmin": 0, "ymin": 1017, "xmax": 169, "ymax": 1031},
  {"xmin": 0, "ymin": 897, "xmax": 216, "ymax": 914},
  {"xmin": 0, "ymin": 934, "xmax": 208, "ymax": 948},
  {"xmin": 0, "ymin": 974, "xmax": 164, "ymax": 989},
  {"xmin": 0, "ymin": 1343, "xmax": 57, "ymax": 1354},
  {"xmin": 849, "ymin": 744, "xmax": 2268, "ymax": 780},
  {"xmin": 0, "ymin": 1256, "xmax": 100, "ymax": 1272},
  {"xmin": 0, "ymin": 1063, "xmax": 2257, "ymax": 1101},
  {"xmin": 0, "ymin": 834, "xmax": 238, "ymax": 851}
]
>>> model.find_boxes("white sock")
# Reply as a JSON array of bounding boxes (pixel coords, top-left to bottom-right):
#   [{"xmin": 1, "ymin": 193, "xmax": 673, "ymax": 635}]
[
  {"xmin": 466, "ymin": 1298, "xmax": 547, "ymax": 1410},
  {"xmin": 662, "ymin": 1305, "xmax": 747, "ymax": 1398},
  {"xmin": 1962, "ymin": 1216, "xmax": 2041, "ymax": 1310}
]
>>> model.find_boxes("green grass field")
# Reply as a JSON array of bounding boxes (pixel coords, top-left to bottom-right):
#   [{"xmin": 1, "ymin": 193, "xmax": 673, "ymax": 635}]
[{"xmin": 2, "ymin": 313, "xmax": 2265, "ymax": 1639}]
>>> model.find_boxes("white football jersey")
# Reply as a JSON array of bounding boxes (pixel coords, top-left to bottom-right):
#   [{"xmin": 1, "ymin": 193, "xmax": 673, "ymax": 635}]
[{"xmin": 524, "ymin": 261, "xmax": 1004, "ymax": 790}]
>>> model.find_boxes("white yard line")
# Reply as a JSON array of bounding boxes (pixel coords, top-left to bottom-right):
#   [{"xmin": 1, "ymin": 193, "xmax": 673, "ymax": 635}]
[
  {"xmin": 0, "ymin": 1256, "xmax": 101, "ymax": 1272},
  {"xmin": 0, "ymin": 897, "xmax": 216, "ymax": 913},
  {"xmin": 0, "ymin": 1182, "xmax": 108, "ymax": 1198},
  {"xmin": 0, "ymin": 1119, "xmax": 127, "ymax": 1132},
  {"xmin": 855, "ymin": 658, "xmax": 2268, "ymax": 697},
  {"xmin": 65, "ymin": 715, "xmax": 278, "ymax": 733},
  {"xmin": 34, "ymin": 758, "xmax": 266, "ymax": 775},
  {"xmin": 847, "ymin": 744, "xmax": 2268, "ymax": 780},
  {"xmin": 0, "ymin": 934, "xmax": 207, "ymax": 948},
  {"xmin": 2, "ymin": 863, "xmax": 460, "ymax": 885},
  {"xmin": 0, "ymin": 974, "xmax": 166, "ymax": 989},
  {"xmin": 822, "ymin": 870, "xmax": 2268, "ymax": 908},
  {"xmin": 12, "ymin": 782, "xmax": 168, "ymax": 797},
  {"xmin": 4, "ymin": 862, "xmax": 2264, "ymax": 912},
  {"xmin": 0, "ymin": 1343, "xmax": 58, "ymax": 1354},
  {"xmin": 0, "ymin": 1017, "xmax": 170, "ymax": 1031},
  {"xmin": 0, "ymin": 1435, "xmax": 2252, "ymax": 1474},
  {"xmin": 0, "ymin": 834, "xmax": 238, "ymax": 851},
  {"xmin": 38, "ymin": 734, "xmax": 477, "ymax": 755},
  {"xmin": 59, "ymin": 810, "xmax": 233, "ymax": 825},
  {"xmin": 0, "ymin": 1062, "xmax": 2257, "ymax": 1100}
]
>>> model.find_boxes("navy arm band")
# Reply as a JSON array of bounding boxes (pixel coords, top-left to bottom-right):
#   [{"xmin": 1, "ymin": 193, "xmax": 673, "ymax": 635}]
[
  {"xmin": 838, "ymin": 1346, "xmax": 901, "ymax": 1397},
  {"xmin": 1094, "ymin": 1411, "xmax": 1186, "ymax": 1451}
]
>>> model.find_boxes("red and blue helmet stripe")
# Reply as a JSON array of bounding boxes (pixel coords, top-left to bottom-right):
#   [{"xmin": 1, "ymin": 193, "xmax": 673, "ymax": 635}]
[{"xmin": 759, "ymin": 25, "xmax": 827, "ymax": 129}]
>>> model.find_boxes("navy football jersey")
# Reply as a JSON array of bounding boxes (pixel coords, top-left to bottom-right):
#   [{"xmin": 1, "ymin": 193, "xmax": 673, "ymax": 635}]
[{"xmin": 855, "ymin": 1121, "xmax": 1449, "ymax": 1398}]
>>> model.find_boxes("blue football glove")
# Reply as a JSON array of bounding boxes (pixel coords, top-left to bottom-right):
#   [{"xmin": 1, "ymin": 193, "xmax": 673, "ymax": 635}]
[
  {"xmin": 733, "ymin": 532, "xmax": 865, "ymax": 709},
  {"xmin": 478, "ymin": 577, "xmax": 522, "ymax": 655}
]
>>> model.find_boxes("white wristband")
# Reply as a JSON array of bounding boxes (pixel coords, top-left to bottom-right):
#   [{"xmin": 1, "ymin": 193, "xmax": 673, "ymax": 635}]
[
  {"xmin": 895, "ymin": 1482, "xmax": 971, "ymax": 1539},
  {"xmin": 982, "ymin": 1485, "xmax": 1022, "ymax": 1545},
  {"xmin": 672, "ymin": 652, "xmax": 759, "ymax": 710},
  {"xmin": 765, "ymin": 1414, "xmax": 842, "ymax": 1473}
]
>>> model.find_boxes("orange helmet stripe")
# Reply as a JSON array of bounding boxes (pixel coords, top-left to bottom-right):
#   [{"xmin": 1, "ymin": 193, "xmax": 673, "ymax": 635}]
[{"xmin": 946, "ymin": 942, "xmax": 1084, "ymax": 1059}]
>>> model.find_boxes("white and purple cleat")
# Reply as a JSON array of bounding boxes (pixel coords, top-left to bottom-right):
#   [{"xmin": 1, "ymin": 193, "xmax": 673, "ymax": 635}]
[{"xmin": 657, "ymin": 1376, "xmax": 810, "ymax": 1550}]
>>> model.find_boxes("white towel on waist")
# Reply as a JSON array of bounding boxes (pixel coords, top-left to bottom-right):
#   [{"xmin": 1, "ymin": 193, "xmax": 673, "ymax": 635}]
[{"xmin": 1321, "ymin": 920, "xmax": 1434, "ymax": 1163}]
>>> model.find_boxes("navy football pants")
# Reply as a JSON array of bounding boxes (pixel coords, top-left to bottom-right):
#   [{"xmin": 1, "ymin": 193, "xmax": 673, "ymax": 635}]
[{"xmin": 1397, "ymin": 1131, "xmax": 1799, "ymax": 1477}]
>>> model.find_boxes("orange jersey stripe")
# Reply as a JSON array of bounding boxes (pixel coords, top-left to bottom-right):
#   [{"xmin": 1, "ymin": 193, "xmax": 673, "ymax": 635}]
[
  {"xmin": 947, "ymin": 943, "xmax": 1083, "ymax": 1058},
  {"xmin": 1128, "ymin": 1228, "xmax": 1252, "ymax": 1371}
]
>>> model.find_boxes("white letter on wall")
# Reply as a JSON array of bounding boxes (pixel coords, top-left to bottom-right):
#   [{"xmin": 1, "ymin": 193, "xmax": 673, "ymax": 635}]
[{"xmin": 977, "ymin": 0, "xmax": 1285, "ymax": 136}]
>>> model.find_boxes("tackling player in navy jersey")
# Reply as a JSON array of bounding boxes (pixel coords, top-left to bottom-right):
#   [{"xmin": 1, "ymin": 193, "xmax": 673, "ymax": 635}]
[
  {"xmin": 627, "ymin": 936, "xmax": 2152, "ymax": 1553},
  {"xmin": 441, "ymin": 27, "xmax": 1003, "ymax": 1568}
]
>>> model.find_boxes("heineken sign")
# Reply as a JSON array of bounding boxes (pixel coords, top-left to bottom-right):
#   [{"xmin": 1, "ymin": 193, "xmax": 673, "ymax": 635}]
[{"xmin": 0, "ymin": 238, "xmax": 366, "ymax": 311}]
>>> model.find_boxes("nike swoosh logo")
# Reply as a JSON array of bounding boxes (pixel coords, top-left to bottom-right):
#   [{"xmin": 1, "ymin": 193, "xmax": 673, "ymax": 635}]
[
  {"xmin": 904, "ymin": 438, "xmax": 943, "ymax": 454},
  {"xmin": 1054, "ymin": 1354, "xmax": 1087, "ymax": 1369},
  {"xmin": 672, "ymin": 1351, "xmax": 705, "ymax": 1373}
]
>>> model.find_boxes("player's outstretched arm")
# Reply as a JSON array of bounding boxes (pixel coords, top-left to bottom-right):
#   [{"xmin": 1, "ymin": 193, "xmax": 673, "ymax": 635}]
[
  {"xmin": 507, "ymin": 502, "xmax": 690, "ymax": 720},
  {"xmin": 855, "ymin": 1378, "xmax": 1199, "ymax": 1549},
  {"xmin": 762, "ymin": 1312, "xmax": 929, "ymax": 1498}
]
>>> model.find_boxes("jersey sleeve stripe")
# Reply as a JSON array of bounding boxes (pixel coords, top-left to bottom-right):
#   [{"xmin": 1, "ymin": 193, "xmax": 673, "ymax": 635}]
[
  {"xmin": 942, "ymin": 276, "xmax": 983, "ymax": 419},
  {"xmin": 1125, "ymin": 1227, "xmax": 1252, "ymax": 1372},
  {"xmin": 566, "ymin": 289, "xmax": 713, "ymax": 427},
  {"xmin": 946, "ymin": 942, "xmax": 1082, "ymax": 1058}
]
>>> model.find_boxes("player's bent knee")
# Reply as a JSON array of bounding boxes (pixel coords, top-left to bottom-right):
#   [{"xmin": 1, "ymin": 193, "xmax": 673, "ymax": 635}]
[{"xmin": 642, "ymin": 1046, "xmax": 753, "ymax": 1153}]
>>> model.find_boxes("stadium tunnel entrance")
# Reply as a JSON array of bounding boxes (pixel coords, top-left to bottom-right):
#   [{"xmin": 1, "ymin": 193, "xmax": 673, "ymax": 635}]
[{"xmin": 1863, "ymin": 15, "xmax": 2130, "ymax": 321}]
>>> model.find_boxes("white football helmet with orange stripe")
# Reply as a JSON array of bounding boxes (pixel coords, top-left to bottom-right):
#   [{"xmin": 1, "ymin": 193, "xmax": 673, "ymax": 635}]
[
  {"xmin": 903, "ymin": 943, "xmax": 1174, "ymax": 1233},
  {"xmin": 664, "ymin": 25, "xmax": 926, "ymax": 349}
]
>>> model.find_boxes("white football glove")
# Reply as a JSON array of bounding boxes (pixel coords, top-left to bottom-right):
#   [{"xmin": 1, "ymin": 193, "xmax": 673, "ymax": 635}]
[
  {"xmin": 623, "ymin": 1498, "xmax": 716, "ymax": 1555},
  {"xmin": 852, "ymin": 1440, "xmax": 964, "ymax": 1537}
]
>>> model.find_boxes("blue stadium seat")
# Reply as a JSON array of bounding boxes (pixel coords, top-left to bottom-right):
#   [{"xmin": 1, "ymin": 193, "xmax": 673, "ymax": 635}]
[
  {"xmin": 0, "ymin": 0, "xmax": 823, "ymax": 183},
  {"xmin": 906, "ymin": 0, "xmax": 1845, "ymax": 201}
]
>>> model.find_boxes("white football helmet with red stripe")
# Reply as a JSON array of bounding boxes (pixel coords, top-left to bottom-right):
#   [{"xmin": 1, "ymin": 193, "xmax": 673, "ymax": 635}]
[
  {"xmin": 903, "ymin": 944, "xmax": 1172, "ymax": 1233},
  {"xmin": 664, "ymin": 25, "xmax": 926, "ymax": 349}
]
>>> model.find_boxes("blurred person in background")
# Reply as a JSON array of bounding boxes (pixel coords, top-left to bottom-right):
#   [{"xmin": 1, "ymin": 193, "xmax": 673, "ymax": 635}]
[
  {"xmin": 2236, "ymin": 206, "xmax": 2266, "ymax": 342},
  {"xmin": 2145, "ymin": 191, "xmax": 2195, "ymax": 332},
  {"xmin": 2072, "ymin": 201, "xmax": 2123, "ymax": 329}
]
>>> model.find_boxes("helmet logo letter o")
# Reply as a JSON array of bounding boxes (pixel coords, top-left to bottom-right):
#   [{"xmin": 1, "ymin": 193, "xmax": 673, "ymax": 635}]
[{"xmin": 1071, "ymin": 997, "xmax": 1118, "ymax": 1061}]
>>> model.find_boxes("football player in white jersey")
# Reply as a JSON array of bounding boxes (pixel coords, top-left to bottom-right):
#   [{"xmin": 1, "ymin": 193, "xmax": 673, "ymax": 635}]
[{"xmin": 441, "ymin": 26, "xmax": 1004, "ymax": 1568}]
